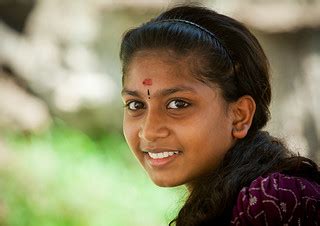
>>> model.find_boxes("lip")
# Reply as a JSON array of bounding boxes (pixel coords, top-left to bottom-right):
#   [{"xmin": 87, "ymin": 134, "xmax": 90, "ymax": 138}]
[
  {"xmin": 141, "ymin": 148, "xmax": 181, "ymax": 167},
  {"xmin": 141, "ymin": 147, "xmax": 179, "ymax": 153}
]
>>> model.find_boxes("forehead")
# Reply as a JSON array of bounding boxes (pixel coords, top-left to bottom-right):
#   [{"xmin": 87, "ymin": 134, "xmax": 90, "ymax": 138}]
[{"xmin": 124, "ymin": 49, "xmax": 197, "ymax": 85}]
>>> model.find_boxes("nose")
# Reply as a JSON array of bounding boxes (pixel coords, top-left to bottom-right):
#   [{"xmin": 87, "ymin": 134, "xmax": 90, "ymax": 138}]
[{"xmin": 138, "ymin": 109, "xmax": 170, "ymax": 142}]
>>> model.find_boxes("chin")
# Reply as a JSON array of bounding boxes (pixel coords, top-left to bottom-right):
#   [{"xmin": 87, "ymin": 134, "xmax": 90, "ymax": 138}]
[{"xmin": 151, "ymin": 177, "xmax": 185, "ymax": 187}]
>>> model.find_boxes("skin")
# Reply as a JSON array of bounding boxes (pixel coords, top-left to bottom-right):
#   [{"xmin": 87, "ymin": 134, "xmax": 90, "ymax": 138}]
[{"xmin": 121, "ymin": 50, "xmax": 254, "ymax": 187}]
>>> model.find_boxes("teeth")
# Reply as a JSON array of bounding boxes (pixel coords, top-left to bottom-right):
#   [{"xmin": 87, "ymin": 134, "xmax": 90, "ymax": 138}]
[{"xmin": 148, "ymin": 151, "xmax": 179, "ymax": 159}]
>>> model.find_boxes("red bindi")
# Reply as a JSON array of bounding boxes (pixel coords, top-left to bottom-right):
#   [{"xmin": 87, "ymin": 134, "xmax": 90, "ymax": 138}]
[{"xmin": 142, "ymin": 79, "xmax": 152, "ymax": 86}]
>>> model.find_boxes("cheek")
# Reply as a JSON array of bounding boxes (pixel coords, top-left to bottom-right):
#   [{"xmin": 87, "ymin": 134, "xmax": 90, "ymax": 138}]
[
  {"xmin": 190, "ymin": 111, "xmax": 233, "ymax": 150},
  {"xmin": 123, "ymin": 118, "xmax": 139, "ymax": 149}
]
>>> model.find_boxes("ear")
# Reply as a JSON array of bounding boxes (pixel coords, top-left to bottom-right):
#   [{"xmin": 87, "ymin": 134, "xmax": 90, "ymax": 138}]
[{"xmin": 230, "ymin": 95, "xmax": 256, "ymax": 139}]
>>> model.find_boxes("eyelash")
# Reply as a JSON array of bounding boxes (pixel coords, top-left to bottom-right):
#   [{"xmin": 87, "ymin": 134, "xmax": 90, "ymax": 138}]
[
  {"xmin": 124, "ymin": 100, "xmax": 145, "ymax": 111},
  {"xmin": 124, "ymin": 99, "xmax": 190, "ymax": 111},
  {"xmin": 167, "ymin": 99, "xmax": 190, "ymax": 109}
]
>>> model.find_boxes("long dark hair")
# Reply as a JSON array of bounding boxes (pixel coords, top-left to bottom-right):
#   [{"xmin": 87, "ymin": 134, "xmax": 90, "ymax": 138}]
[{"xmin": 120, "ymin": 5, "xmax": 320, "ymax": 226}]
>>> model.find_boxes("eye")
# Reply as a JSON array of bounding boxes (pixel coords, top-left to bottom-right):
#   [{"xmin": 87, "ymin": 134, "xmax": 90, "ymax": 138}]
[
  {"xmin": 167, "ymin": 99, "xmax": 190, "ymax": 109},
  {"xmin": 125, "ymin": 101, "xmax": 145, "ymax": 111}
]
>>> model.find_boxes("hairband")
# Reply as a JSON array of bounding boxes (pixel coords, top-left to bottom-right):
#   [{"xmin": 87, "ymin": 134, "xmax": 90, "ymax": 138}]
[
  {"xmin": 157, "ymin": 19, "xmax": 231, "ymax": 57},
  {"xmin": 156, "ymin": 18, "xmax": 236, "ymax": 74},
  {"xmin": 159, "ymin": 19, "xmax": 221, "ymax": 43}
]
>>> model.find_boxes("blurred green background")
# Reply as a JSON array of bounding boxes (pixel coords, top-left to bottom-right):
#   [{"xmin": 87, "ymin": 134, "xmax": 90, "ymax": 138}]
[
  {"xmin": 1, "ymin": 0, "xmax": 320, "ymax": 225},
  {"xmin": 1, "ymin": 122, "xmax": 185, "ymax": 226}
]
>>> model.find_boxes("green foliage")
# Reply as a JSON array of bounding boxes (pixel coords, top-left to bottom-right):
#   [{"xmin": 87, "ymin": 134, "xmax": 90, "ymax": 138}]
[{"xmin": 1, "ymin": 123, "xmax": 185, "ymax": 226}]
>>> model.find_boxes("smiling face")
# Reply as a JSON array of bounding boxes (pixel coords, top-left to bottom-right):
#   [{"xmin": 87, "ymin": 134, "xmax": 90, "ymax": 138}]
[{"xmin": 121, "ymin": 50, "xmax": 236, "ymax": 187}]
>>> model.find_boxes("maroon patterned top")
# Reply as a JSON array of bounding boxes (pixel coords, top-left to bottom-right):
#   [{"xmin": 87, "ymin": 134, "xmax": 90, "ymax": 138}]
[{"xmin": 230, "ymin": 172, "xmax": 320, "ymax": 225}]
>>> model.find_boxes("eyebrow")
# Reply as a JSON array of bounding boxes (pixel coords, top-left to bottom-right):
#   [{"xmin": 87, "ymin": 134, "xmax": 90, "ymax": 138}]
[{"xmin": 121, "ymin": 85, "xmax": 196, "ymax": 97}]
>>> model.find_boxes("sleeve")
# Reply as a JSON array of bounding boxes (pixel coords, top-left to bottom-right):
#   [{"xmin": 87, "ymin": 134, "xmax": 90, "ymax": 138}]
[{"xmin": 230, "ymin": 172, "xmax": 320, "ymax": 226}]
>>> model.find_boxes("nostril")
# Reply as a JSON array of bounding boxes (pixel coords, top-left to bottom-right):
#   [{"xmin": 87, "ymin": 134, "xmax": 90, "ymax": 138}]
[
  {"xmin": 138, "ymin": 127, "xmax": 156, "ymax": 142},
  {"xmin": 138, "ymin": 123, "xmax": 170, "ymax": 142}
]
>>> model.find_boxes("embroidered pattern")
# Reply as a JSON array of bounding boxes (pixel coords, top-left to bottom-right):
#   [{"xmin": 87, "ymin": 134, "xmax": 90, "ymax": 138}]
[
  {"xmin": 249, "ymin": 195, "xmax": 257, "ymax": 206},
  {"xmin": 280, "ymin": 202, "xmax": 287, "ymax": 212},
  {"xmin": 230, "ymin": 173, "xmax": 320, "ymax": 225}
]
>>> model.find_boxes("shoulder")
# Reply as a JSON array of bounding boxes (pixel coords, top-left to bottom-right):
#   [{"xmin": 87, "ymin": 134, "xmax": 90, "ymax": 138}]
[{"xmin": 230, "ymin": 172, "xmax": 320, "ymax": 226}]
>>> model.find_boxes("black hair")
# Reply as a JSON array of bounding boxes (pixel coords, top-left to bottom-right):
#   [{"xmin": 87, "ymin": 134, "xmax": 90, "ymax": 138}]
[
  {"xmin": 120, "ymin": 5, "xmax": 270, "ymax": 133},
  {"xmin": 120, "ymin": 5, "xmax": 320, "ymax": 226}
]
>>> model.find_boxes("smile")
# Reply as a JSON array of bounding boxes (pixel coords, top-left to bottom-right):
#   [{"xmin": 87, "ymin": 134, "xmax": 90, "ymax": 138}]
[{"xmin": 148, "ymin": 151, "xmax": 179, "ymax": 159}]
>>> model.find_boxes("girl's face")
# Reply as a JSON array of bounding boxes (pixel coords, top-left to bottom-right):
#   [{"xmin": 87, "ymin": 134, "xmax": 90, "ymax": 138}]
[{"xmin": 121, "ymin": 50, "xmax": 236, "ymax": 187}]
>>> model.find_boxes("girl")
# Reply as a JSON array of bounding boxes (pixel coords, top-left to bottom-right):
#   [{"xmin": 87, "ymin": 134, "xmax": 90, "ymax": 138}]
[{"xmin": 119, "ymin": 5, "xmax": 320, "ymax": 226}]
